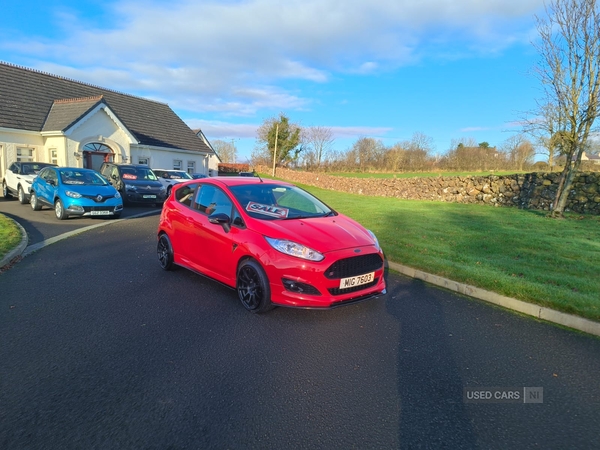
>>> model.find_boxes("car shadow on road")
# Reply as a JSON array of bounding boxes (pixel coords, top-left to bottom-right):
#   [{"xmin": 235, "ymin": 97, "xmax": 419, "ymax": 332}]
[{"xmin": 385, "ymin": 276, "xmax": 478, "ymax": 448}]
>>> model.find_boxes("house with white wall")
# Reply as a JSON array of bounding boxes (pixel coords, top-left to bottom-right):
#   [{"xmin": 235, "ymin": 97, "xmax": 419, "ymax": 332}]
[{"xmin": 0, "ymin": 62, "xmax": 219, "ymax": 180}]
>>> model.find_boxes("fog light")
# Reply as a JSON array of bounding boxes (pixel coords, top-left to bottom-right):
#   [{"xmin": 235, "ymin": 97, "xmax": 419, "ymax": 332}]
[
  {"xmin": 282, "ymin": 278, "xmax": 321, "ymax": 296},
  {"xmin": 68, "ymin": 205, "xmax": 84, "ymax": 212}
]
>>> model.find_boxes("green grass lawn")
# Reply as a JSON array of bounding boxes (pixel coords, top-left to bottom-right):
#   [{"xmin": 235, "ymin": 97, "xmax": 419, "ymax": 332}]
[
  {"xmin": 294, "ymin": 183, "xmax": 600, "ymax": 322},
  {"xmin": 327, "ymin": 170, "xmax": 529, "ymax": 179},
  {"xmin": 0, "ymin": 214, "xmax": 21, "ymax": 261}
]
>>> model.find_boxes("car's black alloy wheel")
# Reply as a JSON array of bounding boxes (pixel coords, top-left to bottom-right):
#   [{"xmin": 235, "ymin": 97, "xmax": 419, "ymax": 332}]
[
  {"xmin": 157, "ymin": 234, "xmax": 175, "ymax": 270},
  {"xmin": 237, "ymin": 259, "xmax": 273, "ymax": 313}
]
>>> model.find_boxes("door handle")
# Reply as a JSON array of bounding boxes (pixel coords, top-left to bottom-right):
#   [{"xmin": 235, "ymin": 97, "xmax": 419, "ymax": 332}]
[{"xmin": 185, "ymin": 217, "xmax": 201, "ymax": 227}]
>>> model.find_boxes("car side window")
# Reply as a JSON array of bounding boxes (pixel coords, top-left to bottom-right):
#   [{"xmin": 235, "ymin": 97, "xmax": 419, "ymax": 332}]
[
  {"xmin": 42, "ymin": 169, "xmax": 58, "ymax": 184},
  {"xmin": 194, "ymin": 185, "xmax": 233, "ymax": 216},
  {"xmin": 9, "ymin": 163, "xmax": 17, "ymax": 173},
  {"xmin": 101, "ymin": 165, "xmax": 112, "ymax": 178},
  {"xmin": 175, "ymin": 183, "xmax": 198, "ymax": 207}
]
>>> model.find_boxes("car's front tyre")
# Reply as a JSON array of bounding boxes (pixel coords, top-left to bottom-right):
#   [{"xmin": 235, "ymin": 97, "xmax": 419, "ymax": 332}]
[
  {"xmin": 54, "ymin": 199, "xmax": 68, "ymax": 220},
  {"xmin": 237, "ymin": 259, "xmax": 274, "ymax": 313},
  {"xmin": 157, "ymin": 233, "xmax": 175, "ymax": 271},
  {"xmin": 2, "ymin": 182, "xmax": 11, "ymax": 199},
  {"xmin": 30, "ymin": 191, "xmax": 41, "ymax": 210},
  {"xmin": 18, "ymin": 185, "xmax": 28, "ymax": 204}
]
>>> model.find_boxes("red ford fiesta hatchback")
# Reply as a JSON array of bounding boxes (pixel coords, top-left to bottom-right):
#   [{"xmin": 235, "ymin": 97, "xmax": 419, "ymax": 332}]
[{"xmin": 156, "ymin": 176, "xmax": 387, "ymax": 313}]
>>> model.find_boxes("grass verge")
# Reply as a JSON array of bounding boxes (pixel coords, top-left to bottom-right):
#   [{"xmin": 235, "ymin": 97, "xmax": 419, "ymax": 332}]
[
  {"xmin": 0, "ymin": 214, "xmax": 22, "ymax": 262},
  {"xmin": 295, "ymin": 183, "xmax": 600, "ymax": 322}
]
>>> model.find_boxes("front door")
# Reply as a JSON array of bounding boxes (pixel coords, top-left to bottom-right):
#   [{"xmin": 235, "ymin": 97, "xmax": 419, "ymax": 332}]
[{"xmin": 82, "ymin": 143, "xmax": 114, "ymax": 171}]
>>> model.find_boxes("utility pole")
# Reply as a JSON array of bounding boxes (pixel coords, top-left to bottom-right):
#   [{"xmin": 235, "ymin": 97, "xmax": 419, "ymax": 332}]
[{"xmin": 272, "ymin": 123, "xmax": 279, "ymax": 177}]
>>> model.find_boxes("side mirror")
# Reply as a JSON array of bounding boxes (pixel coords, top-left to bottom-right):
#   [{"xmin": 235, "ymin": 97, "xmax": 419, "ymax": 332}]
[{"xmin": 208, "ymin": 213, "xmax": 231, "ymax": 232}]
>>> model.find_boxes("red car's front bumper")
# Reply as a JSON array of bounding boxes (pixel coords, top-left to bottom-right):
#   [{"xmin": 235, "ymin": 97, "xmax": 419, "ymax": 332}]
[{"xmin": 259, "ymin": 246, "xmax": 387, "ymax": 309}]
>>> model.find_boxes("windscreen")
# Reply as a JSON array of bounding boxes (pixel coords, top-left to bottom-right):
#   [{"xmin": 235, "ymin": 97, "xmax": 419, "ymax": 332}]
[
  {"xmin": 121, "ymin": 167, "xmax": 158, "ymax": 181},
  {"xmin": 60, "ymin": 170, "xmax": 109, "ymax": 186},
  {"xmin": 228, "ymin": 184, "xmax": 333, "ymax": 220}
]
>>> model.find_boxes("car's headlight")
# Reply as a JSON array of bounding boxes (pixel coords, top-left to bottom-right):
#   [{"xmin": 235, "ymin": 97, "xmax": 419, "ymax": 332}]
[
  {"xmin": 367, "ymin": 229, "xmax": 381, "ymax": 251},
  {"xmin": 265, "ymin": 237, "xmax": 324, "ymax": 261},
  {"xmin": 114, "ymin": 191, "xmax": 121, "ymax": 199},
  {"xmin": 159, "ymin": 186, "xmax": 167, "ymax": 192},
  {"xmin": 65, "ymin": 190, "xmax": 82, "ymax": 198},
  {"xmin": 125, "ymin": 184, "xmax": 136, "ymax": 190}
]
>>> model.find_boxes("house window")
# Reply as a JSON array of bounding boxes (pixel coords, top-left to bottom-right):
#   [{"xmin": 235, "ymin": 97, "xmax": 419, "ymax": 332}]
[
  {"xmin": 173, "ymin": 160, "xmax": 182, "ymax": 171},
  {"xmin": 83, "ymin": 143, "xmax": 112, "ymax": 153},
  {"xmin": 17, "ymin": 147, "xmax": 34, "ymax": 162},
  {"xmin": 50, "ymin": 148, "xmax": 58, "ymax": 165},
  {"xmin": 138, "ymin": 157, "xmax": 149, "ymax": 166},
  {"xmin": 187, "ymin": 161, "xmax": 196, "ymax": 174}
]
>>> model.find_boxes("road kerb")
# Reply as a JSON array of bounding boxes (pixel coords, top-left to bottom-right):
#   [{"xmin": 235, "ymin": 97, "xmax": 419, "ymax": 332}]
[
  {"xmin": 0, "ymin": 215, "xmax": 28, "ymax": 269},
  {"xmin": 387, "ymin": 261, "xmax": 600, "ymax": 338}
]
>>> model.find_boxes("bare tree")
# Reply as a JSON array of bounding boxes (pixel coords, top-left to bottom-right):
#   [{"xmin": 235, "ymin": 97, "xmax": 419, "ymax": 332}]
[
  {"xmin": 211, "ymin": 139, "xmax": 237, "ymax": 163},
  {"xmin": 350, "ymin": 137, "xmax": 385, "ymax": 172},
  {"xmin": 524, "ymin": 102, "xmax": 566, "ymax": 170},
  {"xmin": 533, "ymin": 0, "xmax": 600, "ymax": 217},
  {"xmin": 304, "ymin": 126, "xmax": 334, "ymax": 170},
  {"xmin": 501, "ymin": 134, "xmax": 536, "ymax": 171}
]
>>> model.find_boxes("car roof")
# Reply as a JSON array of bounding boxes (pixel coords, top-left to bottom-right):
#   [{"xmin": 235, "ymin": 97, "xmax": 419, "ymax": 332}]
[
  {"xmin": 105, "ymin": 163, "xmax": 148, "ymax": 168},
  {"xmin": 56, "ymin": 167, "xmax": 96, "ymax": 172},
  {"xmin": 16, "ymin": 162, "xmax": 56, "ymax": 166}
]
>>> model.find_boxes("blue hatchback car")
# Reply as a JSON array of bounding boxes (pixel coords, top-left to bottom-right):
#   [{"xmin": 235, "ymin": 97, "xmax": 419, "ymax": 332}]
[{"xmin": 30, "ymin": 167, "xmax": 124, "ymax": 220}]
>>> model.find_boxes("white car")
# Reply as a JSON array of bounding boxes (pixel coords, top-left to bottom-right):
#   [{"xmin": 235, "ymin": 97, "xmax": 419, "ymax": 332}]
[
  {"xmin": 2, "ymin": 162, "xmax": 57, "ymax": 204},
  {"xmin": 153, "ymin": 169, "xmax": 193, "ymax": 195}
]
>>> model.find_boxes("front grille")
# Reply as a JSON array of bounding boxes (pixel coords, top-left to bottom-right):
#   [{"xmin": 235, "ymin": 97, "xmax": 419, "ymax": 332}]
[
  {"xmin": 81, "ymin": 194, "xmax": 115, "ymax": 203},
  {"xmin": 324, "ymin": 254, "xmax": 383, "ymax": 279},
  {"xmin": 328, "ymin": 277, "xmax": 379, "ymax": 296}
]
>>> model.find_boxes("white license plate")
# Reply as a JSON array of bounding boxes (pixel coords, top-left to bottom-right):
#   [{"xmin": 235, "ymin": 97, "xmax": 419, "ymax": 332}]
[
  {"xmin": 339, "ymin": 272, "xmax": 375, "ymax": 289},
  {"xmin": 91, "ymin": 210, "xmax": 110, "ymax": 216},
  {"xmin": 143, "ymin": 195, "xmax": 156, "ymax": 199}
]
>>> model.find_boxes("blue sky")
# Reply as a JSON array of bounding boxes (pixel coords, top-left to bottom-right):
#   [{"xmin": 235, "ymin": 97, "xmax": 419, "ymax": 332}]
[{"xmin": 0, "ymin": 0, "xmax": 547, "ymax": 162}]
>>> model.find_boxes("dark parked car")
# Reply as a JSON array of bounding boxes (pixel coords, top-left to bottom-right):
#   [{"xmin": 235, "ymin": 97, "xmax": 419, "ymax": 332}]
[
  {"xmin": 191, "ymin": 173, "xmax": 208, "ymax": 179},
  {"xmin": 100, "ymin": 163, "xmax": 166, "ymax": 205}
]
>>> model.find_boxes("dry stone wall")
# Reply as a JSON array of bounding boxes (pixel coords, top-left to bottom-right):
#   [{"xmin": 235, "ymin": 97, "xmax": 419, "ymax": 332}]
[{"xmin": 264, "ymin": 167, "xmax": 600, "ymax": 215}]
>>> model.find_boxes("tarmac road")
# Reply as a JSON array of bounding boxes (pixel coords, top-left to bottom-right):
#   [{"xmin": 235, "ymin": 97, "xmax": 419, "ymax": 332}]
[
  {"xmin": 1, "ymin": 209, "xmax": 600, "ymax": 449},
  {"xmin": 0, "ymin": 195, "xmax": 160, "ymax": 246}
]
